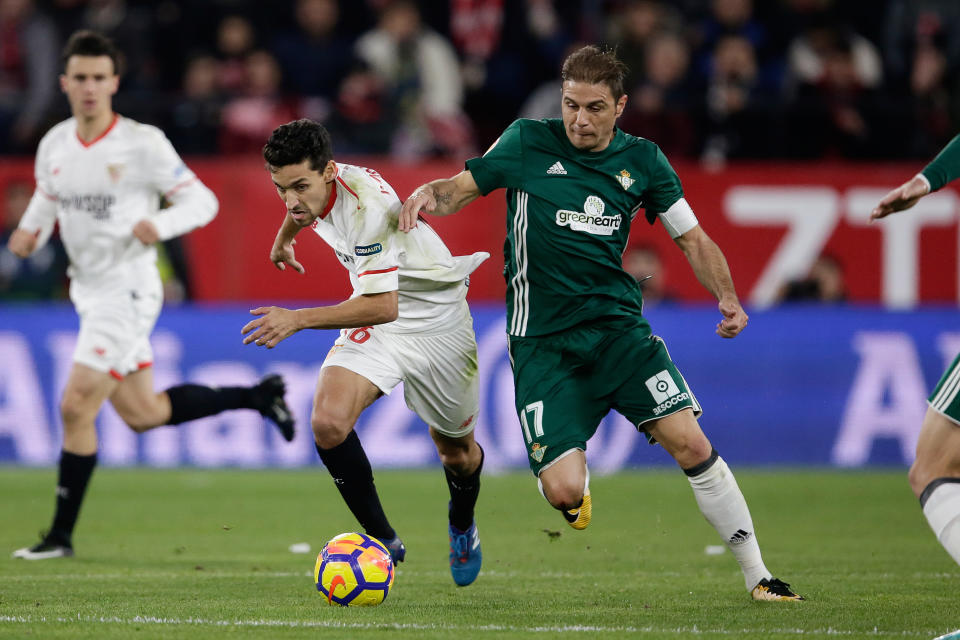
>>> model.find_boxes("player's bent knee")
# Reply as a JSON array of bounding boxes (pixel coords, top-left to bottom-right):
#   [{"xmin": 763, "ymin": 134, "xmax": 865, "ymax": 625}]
[
  {"xmin": 540, "ymin": 477, "xmax": 584, "ymax": 511},
  {"xmin": 436, "ymin": 443, "xmax": 473, "ymax": 474},
  {"xmin": 115, "ymin": 398, "xmax": 168, "ymax": 433},
  {"xmin": 60, "ymin": 392, "xmax": 95, "ymax": 427},
  {"xmin": 441, "ymin": 454, "xmax": 475, "ymax": 476},
  {"xmin": 908, "ymin": 461, "xmax": 933, "ymax": 499},
  {"xmin": 669, "ymin": 436, "xmax": 713, "ymax": 469},
  {"xmin": 60, "ymin": 400, "xmax": 82, "ymax": 427},
  {"xmin": 123, "ymin": 415, "xmax": 158, "ymax": 433},
  {"xmin": 311, "ymin": 410, "xmax": 354, "ymax": 449}
]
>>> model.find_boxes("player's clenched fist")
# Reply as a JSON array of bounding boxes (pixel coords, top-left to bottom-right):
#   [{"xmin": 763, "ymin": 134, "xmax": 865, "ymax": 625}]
[{"xmin": 716, "ymin": 298, "xmax": 748, "ymax": 338}]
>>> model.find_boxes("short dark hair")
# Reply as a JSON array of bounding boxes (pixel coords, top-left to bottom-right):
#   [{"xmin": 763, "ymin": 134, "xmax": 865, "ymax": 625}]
[
  {"xmin": 561, "ymin": 45, "xmax": 628, "ymax": 100},
  {"xmin": 62, "ymin": 30, "xmax": 121, "ymax": 75},
  {"xmin": 263, "ymin": 119, "xmax": 333, "ymax": 172}
]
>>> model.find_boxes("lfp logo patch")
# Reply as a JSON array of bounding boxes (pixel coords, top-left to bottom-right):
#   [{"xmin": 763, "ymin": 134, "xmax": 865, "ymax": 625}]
[
  {"xmin": 645, "ymin": 370, "xmax": 689, "ymax": 416},
  {"xmin": 645, "ymin": 370, "xmax": 680, "ymax": 403},
  {"xmin": 355, "ymin": 243, "xmax": 383, "ymax": 256}
]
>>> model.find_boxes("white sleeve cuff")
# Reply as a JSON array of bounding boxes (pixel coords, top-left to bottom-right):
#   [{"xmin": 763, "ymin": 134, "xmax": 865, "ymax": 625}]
[
  {"xmin": 916, "ymin": 173, "xmax": 932, "ymax": 194},
  {"xmin": 659, "ymin": 197, "xmax": 699, "ymax": 238},
  {"xmin": 356, "ymin": 267, "xmax": 399, "ymax": 295}
]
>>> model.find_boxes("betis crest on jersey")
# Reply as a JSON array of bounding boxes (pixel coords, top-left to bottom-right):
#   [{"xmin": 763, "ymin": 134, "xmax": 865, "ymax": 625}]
[{"xmin": 616, "ymin": 169, "xmax": 635, "ymax": 190}]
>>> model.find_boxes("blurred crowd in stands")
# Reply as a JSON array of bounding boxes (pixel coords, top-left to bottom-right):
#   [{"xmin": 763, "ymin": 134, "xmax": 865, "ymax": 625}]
[
  {"xmin": 1, "ymin": 0, "xmax": 957, "ymax": 303},
  {"xmin": 2, "ymin": 0, "xmax": 960, "ymax": 164}
]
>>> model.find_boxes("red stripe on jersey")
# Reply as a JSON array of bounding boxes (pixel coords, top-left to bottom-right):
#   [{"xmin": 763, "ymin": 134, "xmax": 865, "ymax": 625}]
[
  {"xmin": 37, "ymin": 186, "xmax": 57, "ymax": 202},
  {"xmin": 164, "ymin": 177, "xmax": 198, "ymax": 199},
  {"xmin": 358, "ymin": 267, "xmax": 398, "ymax": 277},
  {"xmin": 318, "ymin": 164, "xmax": 340, "ymax": 220},
  {"xmin": 137, "ymin": 361, "xmax": 153, "ymax": 370},
  {"xmin": 109, "ymin": 369, "xmax": 124, "ymax": 381},
  {"xmin": 77, "ymin": 113, "xmax": 119, "ymax": 148},
  {"xmin": 337, "ymin": 176, "xmax": 359, "ymax": 201}
]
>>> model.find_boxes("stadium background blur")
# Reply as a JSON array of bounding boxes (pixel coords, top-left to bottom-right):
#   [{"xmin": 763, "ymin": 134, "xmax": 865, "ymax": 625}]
[
  {"xmin": 3, "ymin": 0, "xmax": 960, "ymax": 161},
  {"xmin": 1, "ymin": 0, "xmax": 958, "ymax": 471}
]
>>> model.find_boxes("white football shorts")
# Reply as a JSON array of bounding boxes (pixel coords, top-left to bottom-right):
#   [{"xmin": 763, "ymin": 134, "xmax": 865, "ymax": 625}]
[
  {"xmin": 69, "ymin": 268, "xmax": 163, "ymax": 379},
  {"xmin": 321, "ymin": 302, "xmax": 480, "ymax": 437}
]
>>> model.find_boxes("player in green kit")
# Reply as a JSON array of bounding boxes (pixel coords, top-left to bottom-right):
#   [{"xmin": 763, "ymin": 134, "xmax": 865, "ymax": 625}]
[
  {"xmin": 400, "ymin": 45, "xmax": 803, "ymax": 602},
  {"xmin": 872, "ymin": 135, "xmax": 960, "ymax": 573}
]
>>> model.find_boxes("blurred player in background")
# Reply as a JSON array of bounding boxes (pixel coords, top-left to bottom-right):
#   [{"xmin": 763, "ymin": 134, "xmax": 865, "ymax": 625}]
[
  {"xmin": 245, "ymin": 119, "xmax": 488, "ymax": 586},
  {"xmin": 8, "ymin": 31, "xmax": 295, "ymax": 561},
  {"xmin": 872, "ymin": 134, "xmax": 960, "ymax": 569},
  {"xmin": 400, "ymin": 45, "xmax": 803, "ymax": 601}
]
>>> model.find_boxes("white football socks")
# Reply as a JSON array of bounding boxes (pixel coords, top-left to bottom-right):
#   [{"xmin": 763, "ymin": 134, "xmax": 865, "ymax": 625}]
[
  {"xmin": 687, "ymin": 456, "xmax": 772, "ymax": 590},
  {"xmin": 921, "ymin": 480, "xmax": 960, "ymax": 566}
]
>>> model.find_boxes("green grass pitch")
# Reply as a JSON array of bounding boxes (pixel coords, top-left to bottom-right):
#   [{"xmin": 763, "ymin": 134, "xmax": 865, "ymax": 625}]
[{"xmin": 1, "ymin": 467, "xmax": 958, "ymax": 639}]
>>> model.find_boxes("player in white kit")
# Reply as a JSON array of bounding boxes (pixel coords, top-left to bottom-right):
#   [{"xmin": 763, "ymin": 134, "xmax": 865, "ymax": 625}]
[
  {"xmin": 8, "ymin": 31, "xmax": 295, "ymax": 561},
  {"xmin": 243, "ymin": 119, "xmax": 488, "ymax": 586}
]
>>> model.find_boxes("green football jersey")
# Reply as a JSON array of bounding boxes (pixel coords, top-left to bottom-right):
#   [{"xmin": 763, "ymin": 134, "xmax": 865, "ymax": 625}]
[{"xmin": 466, "ymin": 118, "xmax": 684, "ymax": 337}]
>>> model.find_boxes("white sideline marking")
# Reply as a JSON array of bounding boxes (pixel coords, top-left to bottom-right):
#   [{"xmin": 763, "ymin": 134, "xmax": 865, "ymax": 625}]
[
  {"xmin": 5, "ymin": 569, "xmax": 957, "ymax": 581},
  {"xmin": 0, "ymin": 616, "xmax": 939, "ymax": 636},
  {"xmin": 4, "ymin": 571, "xmax": 314, "ymax": 580}
]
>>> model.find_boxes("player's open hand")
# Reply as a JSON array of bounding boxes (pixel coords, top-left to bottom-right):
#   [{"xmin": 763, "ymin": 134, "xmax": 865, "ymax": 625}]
[
  {"xmin": 242, "ymin": 306, "xmax": 301, "ymax": 348},
  {"xmin": 716, "ymin": 297, "xmax": 747, "ymax": 338},
  {"xmin": 270, "ymin": 238, "xmax": 304, "ymax": 273},
  {"xmin": 7, "ymin": 228, "xmax": 38, "ymax": 258},
  {"xmin": 399, "ymin": 187, "xmax": 435, "ymax": 233},
  {"xmin": 132, "ymin": 219, "xmax": 160, "ymax": 245},
  {"xmin": 870, "ymin": 175, "xmax": 930, "ymax": 221}
]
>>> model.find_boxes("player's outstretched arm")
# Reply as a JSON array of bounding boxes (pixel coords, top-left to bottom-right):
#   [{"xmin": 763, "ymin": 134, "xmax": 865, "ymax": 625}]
[
  {"xmin": 399, "ymin": 170, "xmax": 482, "ymax": 232},
  {"xmin": 270, "ymin": 212, "xmax": 305, "ymax": 273},
  {"xmin": 870, "ymin": 175, "xmax": 930, "ymax": 221},
  {"xmin": 674, "ymin": 225, "xmax": 748, "ymax": 338},
  {"xmin": 242, "ymin": 291, "xmax": 398, "ymax": 348},
  {"xmin": 873, "ymin": 133, "xmax": 960, "ymax": 220}
]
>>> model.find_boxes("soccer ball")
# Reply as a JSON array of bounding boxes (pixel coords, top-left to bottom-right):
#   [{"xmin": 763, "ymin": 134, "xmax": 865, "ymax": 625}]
[{"xmin": 314, "ymin": 532, "xmax": 394, "ymax": 606}]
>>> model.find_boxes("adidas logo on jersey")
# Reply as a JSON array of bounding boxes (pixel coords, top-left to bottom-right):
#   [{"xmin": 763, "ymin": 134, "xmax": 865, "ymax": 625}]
[{"xmin": 546, "ymin": 162, "xmax": 567, "ymax": 175}]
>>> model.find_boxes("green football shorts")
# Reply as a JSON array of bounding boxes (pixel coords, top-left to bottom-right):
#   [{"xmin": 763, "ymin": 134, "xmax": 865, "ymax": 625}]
[
  {"xmin": 508, "ymin": 318, "xmax": 702, "ymax": 475},
  {"xmin": 929, "ymin": 352, "xmax": 960, "ymax": 425}
]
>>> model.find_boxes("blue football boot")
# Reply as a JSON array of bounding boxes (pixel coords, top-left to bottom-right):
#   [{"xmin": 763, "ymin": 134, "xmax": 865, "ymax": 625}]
[
  {"xmin": 376, "ymin": 535, "xmax": 406, "ymax": 566},
  {"xmin": 449, "ymin": 520, "xmax": 482, "ymax": 586}
]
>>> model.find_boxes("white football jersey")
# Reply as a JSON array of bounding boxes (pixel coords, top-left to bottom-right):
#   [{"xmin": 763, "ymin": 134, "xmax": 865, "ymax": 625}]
[
  {"xmin": 18, "ymin": 114, "xmax": 218, "ymax": 283},
  {"xmin": 309, "ymin": 163, "xmax": 489, "ymax": 332}
]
